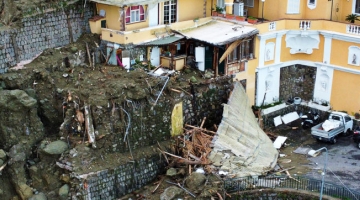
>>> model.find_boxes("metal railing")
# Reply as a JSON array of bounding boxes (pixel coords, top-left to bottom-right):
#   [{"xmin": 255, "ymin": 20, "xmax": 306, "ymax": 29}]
[{"xmin": 223, "ymin": 176, "xmax": 360, "ymax": 200}]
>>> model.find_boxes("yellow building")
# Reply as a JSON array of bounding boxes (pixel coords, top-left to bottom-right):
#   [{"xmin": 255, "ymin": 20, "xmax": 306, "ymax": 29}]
[{"xmin": 88, "ymin": 0, "xmax": 360, "ymax": 115}]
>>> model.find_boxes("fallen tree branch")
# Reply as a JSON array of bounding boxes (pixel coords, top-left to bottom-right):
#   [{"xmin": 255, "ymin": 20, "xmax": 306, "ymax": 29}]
[
  {"xmin": 185, "ymin": 124, "xmax": 216, "ymax": 135},
  {"xmin": 152, "ymin": 176, "xmax": 165, "ymax": 194},
  {"xmin": 166, "ymin": 181, "xmax": 196, "ymax": 198}
]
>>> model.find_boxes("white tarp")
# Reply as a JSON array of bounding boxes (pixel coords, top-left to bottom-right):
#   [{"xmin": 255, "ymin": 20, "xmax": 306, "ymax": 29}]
[
  {"xmin": 209, "ymin": 82, "xmax": 278, "ymax": 177},
  {"xmin": 322, "ymin": 120, "xmax": 341, "ymax": 132}
]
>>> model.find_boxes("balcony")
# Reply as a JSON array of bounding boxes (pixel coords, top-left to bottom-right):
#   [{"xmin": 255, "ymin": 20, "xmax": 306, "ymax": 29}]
[{"xmin": 90, "ymin": 17, "xmax": 214, "ymax": 45}]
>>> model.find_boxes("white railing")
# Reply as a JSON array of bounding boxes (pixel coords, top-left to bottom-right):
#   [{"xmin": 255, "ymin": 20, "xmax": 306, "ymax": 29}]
[
  {"xmin": 269, "ymin": 22, "xmax": 276, "ymax": 31},
  {"xmin": 346, "ymin": 24, "xmax": 360, "ymax": 35},
  {"xmin": 299, "ymin": 20, "xmax": 311, "ymax": 30}
]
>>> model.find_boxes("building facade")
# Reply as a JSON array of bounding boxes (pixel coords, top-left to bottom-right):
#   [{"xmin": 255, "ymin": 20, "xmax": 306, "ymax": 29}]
[{"xmin": 88, "ymin": 0, "xmax": 360, "ymax": 115}]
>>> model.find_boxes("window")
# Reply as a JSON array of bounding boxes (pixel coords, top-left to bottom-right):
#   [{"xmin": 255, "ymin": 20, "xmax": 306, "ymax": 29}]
[
  {"xmin": 287, "ymin": 0, "xmax": 300, "ymax": 14},
  {"xmin": 125, "ymin": 5, "xmax": 145, "ymax": 24},
  {"xmin": 164, "ymin": 0, "xmax": 177, "ymax": 24},
  {"xmin": 354, "ymin": 0, "xmax": 360, "ymax": 14},
  {"xmin": 227, "ymin": 38, "xmax": 254, "ymax": 63},
  {"xmin": 243, "ymin": 0, "xmax": 254, "ymax": 8},
  {"xmin": 307, "ymin": 0, "xmax": 316, "ymax": 9},
  {"xmin": 217, "ymin": 0, "xmax": 225, "ymax": 9}
]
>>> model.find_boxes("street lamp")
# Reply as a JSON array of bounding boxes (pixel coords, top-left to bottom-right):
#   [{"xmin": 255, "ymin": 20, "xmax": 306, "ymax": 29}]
[
  {"xmin": 308, "ymin": 147, "xmax": 328, "ymax": 200},
  {"xmin": 261, "ymin": 0, "xmax": 265, "ymax": 22}
]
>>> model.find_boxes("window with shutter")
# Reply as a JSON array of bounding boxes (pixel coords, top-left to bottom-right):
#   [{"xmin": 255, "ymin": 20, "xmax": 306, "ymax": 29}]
[
  {"xmin": 287, "ymin": 0, "xmax": 300, "ymax": 14},
  {"xmin": 125, "ymin": 5, "xmax": 145, "ymax": 24}
]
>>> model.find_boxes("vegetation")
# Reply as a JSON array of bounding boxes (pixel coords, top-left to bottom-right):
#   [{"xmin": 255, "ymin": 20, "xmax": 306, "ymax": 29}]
[
  {"xmin": 215, "ymin": 6, "xmax": 224, "ymax": 13},
  {"xmin": 248, "ymin": 16, "xmax": 257, "ymax": 20},
  {"xmin": 345, "ymin": 14, "xmax": 359, "ymax": 23}
]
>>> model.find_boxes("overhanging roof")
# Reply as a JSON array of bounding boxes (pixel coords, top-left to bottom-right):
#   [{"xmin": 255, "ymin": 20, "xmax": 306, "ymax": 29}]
[
  {"xmin": 136, "ymin": 35, "xmax": 184, "ymax": 46},
  {"xmin": 90, "ymin": 0, "xmax": 167, "ymax": 6},
  {"xmin": 173, "ymin": 20, "xmax": 259, "ymax": 46}
]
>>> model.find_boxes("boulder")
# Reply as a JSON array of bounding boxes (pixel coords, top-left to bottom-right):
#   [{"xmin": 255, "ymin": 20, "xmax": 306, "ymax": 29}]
[
  {"xmin": 28, "ymin": 192, "xmax": 47, "ymax": 200},
  {"xmin": 8, "ymin": 144, "xmax": 26, "ymax": 163},
  {"xmin": 43, "ymin": 141, "xmax": 68, "ymax": 155},
  {"xmin": 185, "ymin": 172, "xmax": 206, "ymax": 190},
  {"xmin": 58, "ymin": 184, "xmax": 69, "ymax": 199},
  {"xmin": 160, "ymin": 186, "xmax": 184, "ymax": 200},
  {"xmin": 0, "ymin": 149, "xmax": 6, "ymax": 160},
  {"xmin": 16, "ymin": 183, "xmax": 33, "ymax": 200}
]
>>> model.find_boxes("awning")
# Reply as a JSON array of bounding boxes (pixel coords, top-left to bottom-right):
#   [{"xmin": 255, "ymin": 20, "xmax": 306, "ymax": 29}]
[
  {"xmin": 173, "ymin": 20, "xmax": 259, "ymax": 46},
  {"xmin": 90, "ymin": 0, "xmax": 168, "ymax": 7},
  {"xmin": 136, "ymin": 35, "xmax": 184, "ymax": 46}
]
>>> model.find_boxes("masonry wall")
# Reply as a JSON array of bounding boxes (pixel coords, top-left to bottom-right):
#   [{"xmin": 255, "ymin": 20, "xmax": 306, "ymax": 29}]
[
  {"xmin": 71, "ymin": 76, "xmax": 233, "ymax": 200},
  {"xmin": 0, "ymin": 3, "xmax": 92, "ymax": 73},
  {"xmin": 279, "ymin": 65, "xmax": 316, "ymax": 102}
]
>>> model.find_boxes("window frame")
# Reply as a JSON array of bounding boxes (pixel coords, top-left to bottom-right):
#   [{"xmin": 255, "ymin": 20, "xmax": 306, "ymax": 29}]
[
  {"xmin": 243, "ymin": 0, "xmax": 254, "ymax": 8},
  {"xmin": 353, "ymin": 0, "xmax": 360, "ymax": 14},
  {"xmin": 164, "ymin": 0, "xmax": 177, "ymax": 24},
  {"xmin": 227, "ymin": 38, "xmax": 255, "ymax": 64},
  {"xmin": 125, "ymin": 5, "xmax": 145, "ymax": 24},
  {"xmin": 287, "ymin": 0, "xmax": 300, "ymax": 14}
]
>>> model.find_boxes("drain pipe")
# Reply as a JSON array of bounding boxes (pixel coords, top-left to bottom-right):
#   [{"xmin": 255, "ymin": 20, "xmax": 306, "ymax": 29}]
[{"xmin": 330, "ymin": 0, "xmax": 334, "ymax": 21}]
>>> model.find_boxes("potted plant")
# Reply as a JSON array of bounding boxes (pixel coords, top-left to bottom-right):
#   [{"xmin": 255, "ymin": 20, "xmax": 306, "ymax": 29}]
[
  {"xmin": 346, "ymin": 14, "xmax": 359, "ymax": 23},
  {"xmin": 193, "ymin": 17, "xmax": 199, "ymax": 22},
  {"xmin": 236, "ymin": 15, "xmax": 246, "ymax": 21},
  {"xmin": 215, "ymin": 6, "xmax": 225, "ymax": 17},
  {"xmin": 212, "ymin": 7, "xmax": 218, "ymax": 16},
  {"xmin": 355, "ymin": 112, "xmax": 360, "ymax": 119},
  {"xmin": 247, "ymin": 16, "xmax": 258, "ymax": 24},
  {"xmin": 226, "ymin": 14, "xmax": 234, "ymax": 20}
]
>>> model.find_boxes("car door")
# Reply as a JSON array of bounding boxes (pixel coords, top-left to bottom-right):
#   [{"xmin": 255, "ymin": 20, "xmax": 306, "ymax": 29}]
[{"xmin": 344, "ymin": 115, "xmax": 353, "ymax": 133}]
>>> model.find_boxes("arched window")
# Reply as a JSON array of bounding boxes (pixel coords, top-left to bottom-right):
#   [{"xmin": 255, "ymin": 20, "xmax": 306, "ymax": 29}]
[{"xmin": 125, "ymin": 5, "xmax": 145, "ymax": 24}]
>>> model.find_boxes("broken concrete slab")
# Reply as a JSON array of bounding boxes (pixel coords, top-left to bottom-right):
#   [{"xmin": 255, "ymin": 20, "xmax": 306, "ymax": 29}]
[{"xmin": 210, "ymin": 82, "xmax": 278, "ymax": 177}]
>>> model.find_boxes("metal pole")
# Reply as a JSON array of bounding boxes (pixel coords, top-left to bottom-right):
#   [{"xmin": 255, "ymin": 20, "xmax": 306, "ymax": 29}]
[
  {"xmin": 262, "ymin": 1, "xmax": 264, "ymax": 22},
  {"xmin": 330, "ymin": 0, "xmax": 334, "ymax": 21},
  {"xmin": 319, "ymin": 147, "xmax": 328, "ymax": 200}
]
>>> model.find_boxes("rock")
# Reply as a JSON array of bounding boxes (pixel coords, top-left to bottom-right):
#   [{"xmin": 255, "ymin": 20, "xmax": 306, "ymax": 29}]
[
  {"xmin": 16, "ymin": 183, "xmax": 33, "ymax": 200},
  {"xmin": 58, "ymin": 184, "xmax": 69, "ymax": 199},
  {"xmin": 59, "ymin": 174, "xmax": 71, "ymax": 183},
  {"xmin": 160, "ymin": 186, "xmax": 184, "ymax": 200},
  {"xmin": 185, "ymin": 172, "xmax": 206, "ymax": 190},
  {"xmin": 43, "ymin": 141, "xmax": 68, "ymax": 155},
  {"xmin": 166, "ymin": 168, "xmax": 177, "ymax": 177},
  {"xmin": 8, "ymin": 144, "xmax": 26, "ymax": 163},
  {"xmin": 28, "ymin": 192, "xmax": 47, "ymax": 200},
  {"xmin": 0, "ymin": 149, "xmax": 6, "ymax": 160}
]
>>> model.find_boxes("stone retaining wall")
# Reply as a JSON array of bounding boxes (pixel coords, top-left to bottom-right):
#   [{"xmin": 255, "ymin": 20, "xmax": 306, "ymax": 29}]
[
  {"xmin": 70, "ymin": 77, "xmax": 233, "ymax": 199},
  {"xmin": 71, "ymin": 154, "xmax": 167, "ymax": 200},
  {"xmin": 0, "ymin": 3, "xmax": 92, "ymax": 73}
]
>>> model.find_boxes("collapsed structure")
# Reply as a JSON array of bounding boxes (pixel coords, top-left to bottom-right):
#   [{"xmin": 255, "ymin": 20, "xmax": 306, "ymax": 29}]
[{"xmin": 209, "ymin": 82, "xmax": 278, "ymax": 177}]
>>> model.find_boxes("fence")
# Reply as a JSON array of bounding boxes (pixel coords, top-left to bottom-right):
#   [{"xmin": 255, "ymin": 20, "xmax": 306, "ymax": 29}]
[{"xmin": 224, "ymin": 176, "xmax": 360, "ymax": 200}]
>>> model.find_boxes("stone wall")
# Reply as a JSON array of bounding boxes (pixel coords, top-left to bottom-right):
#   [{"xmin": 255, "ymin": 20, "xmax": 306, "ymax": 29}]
[
  {"xmin": 0, "ymin": 3, "xmax": 92, "ymax": 73},
  {"xmin": 70, "ymin": 76, "xmax": 233, "ymax": 199},
  {"xmin": 71, "ymin": 154, "xmax": 167, "ymax": 200},
  {"xmin": 262, "ymin": 104, "xmax": 330, "ymax": 128},
  {"xmin": 279, "ymin": 65, "xmax": 316, "ymax": 102}
]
